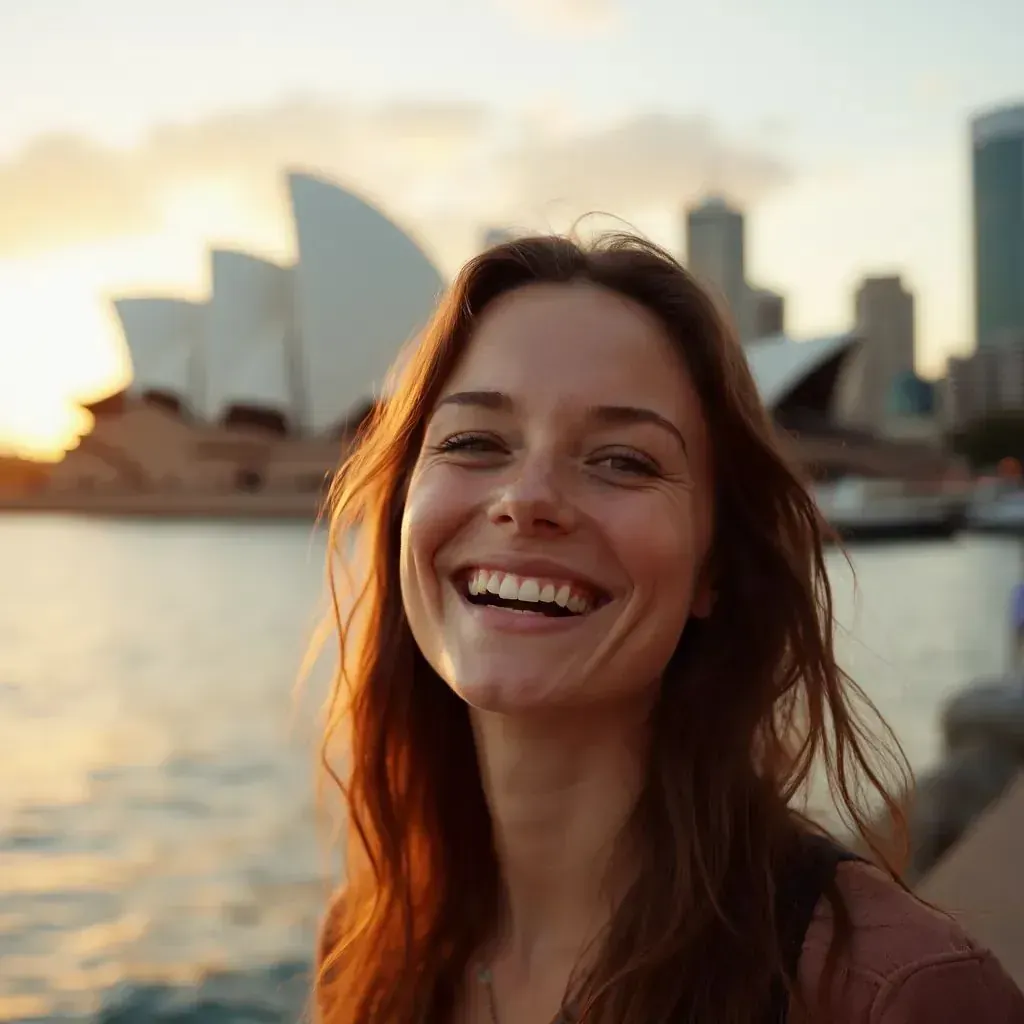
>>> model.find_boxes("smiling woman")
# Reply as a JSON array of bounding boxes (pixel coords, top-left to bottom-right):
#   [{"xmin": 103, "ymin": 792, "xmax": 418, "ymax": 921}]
[
  {"xmin": 314, "ymin": 234, "xmax": 1024, "ymax": 1024},
  {"xmin": 400, "ymin": 281, "xmax": 713, "ymax": 718}
]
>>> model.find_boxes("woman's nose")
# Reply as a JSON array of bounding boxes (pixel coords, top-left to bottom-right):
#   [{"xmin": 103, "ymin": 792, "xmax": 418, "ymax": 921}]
[{"xmin": 486, "ymin": 459, "xmax": 577, "ymax": 536}]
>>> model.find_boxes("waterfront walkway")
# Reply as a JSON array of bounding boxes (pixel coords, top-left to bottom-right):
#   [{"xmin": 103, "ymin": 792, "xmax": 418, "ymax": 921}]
[{"xmin": 921, "ymin": 773, "xmax": 1024, "ymax": 986}]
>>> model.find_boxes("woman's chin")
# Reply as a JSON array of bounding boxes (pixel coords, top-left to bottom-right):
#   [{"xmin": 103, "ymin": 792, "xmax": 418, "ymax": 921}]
[{"xmin": 453, "ymin": 674, "xmax": 582, "ymax": 717}]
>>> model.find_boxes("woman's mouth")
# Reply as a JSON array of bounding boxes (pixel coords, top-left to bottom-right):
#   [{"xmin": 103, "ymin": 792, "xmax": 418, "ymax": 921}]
[{"xmin": 456, "ymin": 568, "xmax": 609, "ymax": 618}]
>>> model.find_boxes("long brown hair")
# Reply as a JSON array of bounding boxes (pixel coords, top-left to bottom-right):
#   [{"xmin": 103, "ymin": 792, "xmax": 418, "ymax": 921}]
[{"xmin": 315, "ymin": 233, "xmax": 909, "ymax": 1023}]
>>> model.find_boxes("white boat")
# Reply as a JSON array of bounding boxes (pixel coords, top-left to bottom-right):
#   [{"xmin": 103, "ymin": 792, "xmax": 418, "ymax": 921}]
[{"xmin": 813, "ymin": 477, "xmax": 962, "ymax": 542}]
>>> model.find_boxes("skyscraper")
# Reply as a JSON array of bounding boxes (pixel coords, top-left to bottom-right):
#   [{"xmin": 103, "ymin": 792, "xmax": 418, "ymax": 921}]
[
  {"xmin": 841, "ymin": 276, "xmax": 916, "ymax": 432},
  {"xmin": 685, "ymin": 197, "xmax": 747, "ymax": 338},
  {"xmin": 972, "ymin": 103, "xmax": 1024, "ymax": 350}
]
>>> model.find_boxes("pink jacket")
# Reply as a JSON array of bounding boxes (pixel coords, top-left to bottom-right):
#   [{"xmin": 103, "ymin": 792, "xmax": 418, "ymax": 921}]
[{"xmin": 792, "ymin": 859, "xmax": 1024, "ymax": 1022}]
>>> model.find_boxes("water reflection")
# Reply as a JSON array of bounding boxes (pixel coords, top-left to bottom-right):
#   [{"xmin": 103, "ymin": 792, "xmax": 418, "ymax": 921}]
[
  {"xmin": 0, "ymin": 518, "xmax": 328, "ymax": 1021},
  {"xmin": 0, "ymin": 516, "xmax": 1019, "ymax": 1020}
]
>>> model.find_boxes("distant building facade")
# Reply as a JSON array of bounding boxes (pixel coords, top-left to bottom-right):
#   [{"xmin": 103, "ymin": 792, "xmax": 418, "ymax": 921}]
[
  {"xmin": 838, "ymin": 275, "xmax": 916, "ymax": 433},
  {"xmin": 685, "ymin": 197, "xmax": 747, "ymax": 338},
  {"xmin": 883, "ymin": 370, "xmax": 942, "ymax": 442},
  {"xmin": 972, "ymin": 104, "xmax": 1024, "ymax": 352},
  {"xmin": 946, "ymin": 342, "xmax": 1024, "ymax": 427},
  {"xmin": 747, "ymin": 287, "xmax": 785, "ymax": 339},
  {"xmin": 888, "ymin": 371, "xmax": 936, "ymax": 418}
]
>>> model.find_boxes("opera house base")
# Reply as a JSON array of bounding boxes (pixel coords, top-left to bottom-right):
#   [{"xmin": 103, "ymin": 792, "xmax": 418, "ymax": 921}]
[{"xmin": 0, "ymin": 399, "xmax": 345, "ymax": 522}]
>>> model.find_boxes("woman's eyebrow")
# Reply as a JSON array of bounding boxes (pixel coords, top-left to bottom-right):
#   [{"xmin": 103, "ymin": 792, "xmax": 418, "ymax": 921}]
[
  {"xmin": 434, "ymin": 390, "xmax": 687, "ymax": 453},
  {"xmin": 587, "ymin": 404, "xmax": 687, "ymax": 453}
]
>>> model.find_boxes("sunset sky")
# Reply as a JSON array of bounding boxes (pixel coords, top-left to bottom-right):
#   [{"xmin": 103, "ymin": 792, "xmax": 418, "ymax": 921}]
[{"xmin": 1, "ymin": 0, "xmax": 1022, "ymax": 458}]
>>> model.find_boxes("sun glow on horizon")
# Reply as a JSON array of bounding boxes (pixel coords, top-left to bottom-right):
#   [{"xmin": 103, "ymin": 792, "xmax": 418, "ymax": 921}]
[
  {"xmin": 0, "ymin": 252, "xmax": 126, "ymax": 460},
  {"xmin": 0, "ymin": 185, "xmax": 294, "ymax": 461}
]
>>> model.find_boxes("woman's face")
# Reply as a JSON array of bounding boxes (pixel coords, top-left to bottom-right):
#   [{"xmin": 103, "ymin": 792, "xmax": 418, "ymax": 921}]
[{"xmin": 400, "ymin": 281, "xmax": 714, "ymax": 715}]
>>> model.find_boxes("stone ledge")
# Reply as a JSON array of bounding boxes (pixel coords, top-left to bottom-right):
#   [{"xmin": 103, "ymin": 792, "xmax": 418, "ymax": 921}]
[{"xmin": 919, "ymin": 772, "xmax": 1024, "ymax": 987}]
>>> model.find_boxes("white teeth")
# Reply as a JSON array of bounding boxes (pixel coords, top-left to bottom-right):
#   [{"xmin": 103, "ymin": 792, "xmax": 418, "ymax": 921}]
[{"xmin": 465, "ymin": 570, "xmax": 597, "ymax": 615}]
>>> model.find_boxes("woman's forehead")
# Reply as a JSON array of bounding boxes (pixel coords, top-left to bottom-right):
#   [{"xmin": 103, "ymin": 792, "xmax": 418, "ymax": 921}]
[{"xmin": 444, "ymin": 282, "xmax": 700, "ymax": 420}]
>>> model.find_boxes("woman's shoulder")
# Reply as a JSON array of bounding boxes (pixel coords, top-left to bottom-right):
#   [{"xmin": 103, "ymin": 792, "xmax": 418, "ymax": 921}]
[{"xmin": 796, "ymin": 859, "xmax": 1024, "ymax": 1022}]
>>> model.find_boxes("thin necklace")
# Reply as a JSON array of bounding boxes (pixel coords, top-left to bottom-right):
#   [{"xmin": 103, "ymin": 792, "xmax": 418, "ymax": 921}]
[{"xmin": 475, "ymin": 965, "xmax": 574, "ymax": 1024}]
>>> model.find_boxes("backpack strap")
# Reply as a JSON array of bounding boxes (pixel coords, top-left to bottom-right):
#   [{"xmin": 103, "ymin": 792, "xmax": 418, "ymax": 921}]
[{"xmin": 765, "ymin": 833, "xmax": 861, "ymax": 1023}]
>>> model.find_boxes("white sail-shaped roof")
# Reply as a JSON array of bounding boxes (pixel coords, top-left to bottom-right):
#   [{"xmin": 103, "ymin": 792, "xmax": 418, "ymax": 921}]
[
  {"xmin": 114, "ymin": 297, "xmax": 205, "ymax": 413},
  {"xmin": 288, "ymin": 172, "xmax": 445, "ymax": 434},
  {"xmin": 204, "ymin": 250, "xmax": 295, "ymax": 424},
  {"xmin": 746, "ymin": 332, "xmax": 860, "ymax": 410},
  {"xmin": 109, "ymin": 177, "xmax": 856, "ymax": 436}
]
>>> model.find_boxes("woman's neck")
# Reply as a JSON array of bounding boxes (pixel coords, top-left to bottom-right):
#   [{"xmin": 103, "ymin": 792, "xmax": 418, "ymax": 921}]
[{"xmin": 471, "ymin": 703, "xmax": 649, "ymax": 973}]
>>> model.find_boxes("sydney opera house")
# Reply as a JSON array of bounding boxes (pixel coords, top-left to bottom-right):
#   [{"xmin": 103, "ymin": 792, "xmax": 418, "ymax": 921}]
[{"xmin": 32, "ymin": 171, "xmax": 947, "ymax": 516}]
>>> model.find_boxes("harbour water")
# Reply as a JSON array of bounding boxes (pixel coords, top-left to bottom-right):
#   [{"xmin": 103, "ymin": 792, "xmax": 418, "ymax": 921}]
[{"xmin": 0, "ymin": 516, "xmax": 1020, "ymax": 1022}]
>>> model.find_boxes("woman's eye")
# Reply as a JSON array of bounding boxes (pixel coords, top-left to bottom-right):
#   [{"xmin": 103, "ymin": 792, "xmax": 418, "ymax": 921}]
[
  {"xmin": 593, "ymin": 452, "xmax": 660, "ymax": 477},
  {"xmin": 433, "ymin": 432, "xmax": 504, "ymax": 455}
]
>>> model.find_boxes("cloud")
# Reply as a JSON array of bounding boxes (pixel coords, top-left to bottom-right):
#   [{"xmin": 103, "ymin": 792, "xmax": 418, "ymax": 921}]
[
  {"xmin": 0, "ymin": 99, "xmax": 790, "ymax": 262},
  {"xmin": 0, "ymin": 98, "xmax": 488, "ymax": 258},
  {"xmin": 0, "ymin": 135, "xmax": 156, "ymax": 254},
  {"xmin": 506, "ymin": 113, "xmax": 792, "ymax": 216},
  {"xmin": 495, "ymin": 0, "xmax": 620, "ymax": 35}
]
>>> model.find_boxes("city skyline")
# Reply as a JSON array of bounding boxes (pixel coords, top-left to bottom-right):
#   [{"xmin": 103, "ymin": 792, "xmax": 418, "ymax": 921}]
[
  {"xmin": 34, "ymin": 170, "xmax": 868, "ymax": 509},
  {"xmin": 1, "ymin": 0, "xmax": 1023, "ymax": 457}
]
